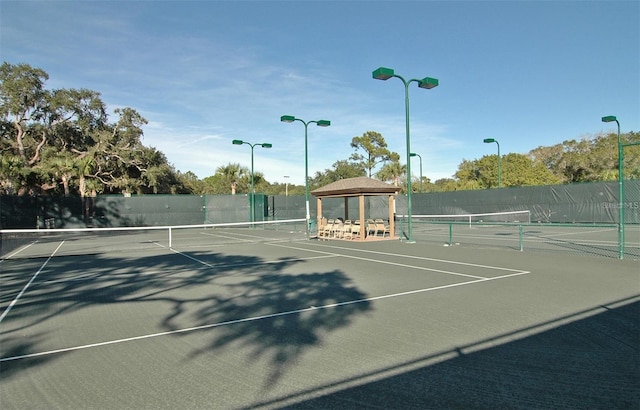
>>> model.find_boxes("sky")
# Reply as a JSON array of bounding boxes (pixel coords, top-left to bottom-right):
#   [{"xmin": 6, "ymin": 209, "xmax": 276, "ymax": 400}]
[{"xmin": 2, "ymin": 0, "xmax": 639, "ymax": 186}]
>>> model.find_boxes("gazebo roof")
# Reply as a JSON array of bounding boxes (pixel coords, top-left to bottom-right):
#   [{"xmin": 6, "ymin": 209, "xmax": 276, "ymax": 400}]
[{"xmin": 311, "ymin": 176, "xmax": 398, "ymax": 197}]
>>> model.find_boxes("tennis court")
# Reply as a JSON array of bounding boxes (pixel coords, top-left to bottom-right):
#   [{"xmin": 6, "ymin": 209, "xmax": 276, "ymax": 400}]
[{"xmin": 1, "ymin": 223, "xmax": 638, "ymax": 409}]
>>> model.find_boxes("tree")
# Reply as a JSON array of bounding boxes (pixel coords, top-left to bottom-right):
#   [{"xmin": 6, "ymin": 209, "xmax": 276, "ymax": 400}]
[
  {"xmin": 499, "ymin": 153, "xmax": 560, "ymax": 187},
  {"xmin": 376, "ymin": 152, "xmax": 405, "ymax": 188},
  {"xmin": 454, "ymin": 153, "xmax": 560, "ymax": 189},
  {"xmin": 0, "ymin": 62, "xmax": 49, "ymax": 166},
  {"xmin": 1, "ymin": 62, "xmax": 186, "ymax": 195},
  {"xmin": 204, "ymin": 163, "xmax": 249, "ymax": 195},
  {"xmin": 622, "ymin": 131, "xmax": 640, "ymax": 179},
  {"xmin": 180, "ymin": 171, "xmax": 206, "ymax": 194},
  {"xmin": 350, "ymin": 131, "xmax": 395, "ymax": 177},
  {"xmin": 528, "ymin": 133, "xmax": 640, "ymax": 183},
  {"xmin": 453, "ymin": 159, "xmax": 481, "ymax": 189},
  {"xmin": 309, "ymin": 160, "xmax": 365, "ymax": 189},
  {"xmin": 431, "ymin": 178, "xmax": 458, "ymax": 192}
]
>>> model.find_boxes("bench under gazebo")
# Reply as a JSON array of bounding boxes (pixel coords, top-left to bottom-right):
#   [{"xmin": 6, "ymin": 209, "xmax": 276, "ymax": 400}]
[{"xmin": 311, "ymin": 176, "xmax": 398, "ymax": 241}]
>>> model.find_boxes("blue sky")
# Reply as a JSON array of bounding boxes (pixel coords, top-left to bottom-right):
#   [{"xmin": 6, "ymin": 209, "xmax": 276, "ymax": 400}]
[{"xmin": 2, "ymin": 0, "xmax": 638, "ymax": 185}]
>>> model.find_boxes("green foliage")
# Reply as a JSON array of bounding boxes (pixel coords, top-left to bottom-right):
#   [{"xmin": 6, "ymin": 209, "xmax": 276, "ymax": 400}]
[
  {"xmin": 376, "ymin": 152, "xmax": 405, "ymax": 189},
  {"xmin": 623, "ymin": 131, "xmax": 640, "ymax": 179},
  {"xmin": 528, "ymin": 132, "xmax": 640, "ymax": 183},
  {"xmin": 453, "ymin": 153, "xmax": 561, "ymax": 189},
  {"xmin": 1, "ymin": 62, "xmax": 188, "ymax": 196},
  {"xmin": 350, "ymin": 131, "xmax": 395, "ymax": 178},
  {"xmin": 309, "ymin": 160, "xmax": 365, "ymax": 189}
]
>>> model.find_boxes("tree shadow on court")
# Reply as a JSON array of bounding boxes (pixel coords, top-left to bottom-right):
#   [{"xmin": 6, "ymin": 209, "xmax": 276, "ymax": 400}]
[
  {"xmin": 182, "ymin": 267, "xmax": 371, "ymax": 387},
  {"xmin": 0, "ymin": 332, "xmax": 52, "ymax": 379},
  {"xmin": 0, "ymin": 249, "xmax": 371, "ymax": 388}
]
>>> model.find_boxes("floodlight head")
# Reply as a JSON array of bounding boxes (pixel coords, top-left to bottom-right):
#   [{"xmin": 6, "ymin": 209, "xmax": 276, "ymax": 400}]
[
  {"xmin": 261, "ymin": 143, "xmax": 273, "ymax": 148},
  {"xmin": 483, "ymin": 138, "xmax": 496, "ymax": 143},
  {"xmin": 280, "ymin": 115, "xmax": 295, "ymax": 123},
  {"xmin": 316, "ymin": 120, "xmax": 331, "ymax": 127},
  {"xmin": 372, "ymin": 67, "xmax": 394, "ymax": 80},
  {"xmin": 232, "ymin": 139, "xmax": 244, "ymax": 145},
  {"xmin": 410, "ymin": 153, "xmax": 417, "ymax": 157},
  {"xmin": 601, "ymin": 115, "xmax": 617, "ymax": 123},
  {"xmin": 418, "ymin": 77, "xmax": 439, "ymax": 89}
]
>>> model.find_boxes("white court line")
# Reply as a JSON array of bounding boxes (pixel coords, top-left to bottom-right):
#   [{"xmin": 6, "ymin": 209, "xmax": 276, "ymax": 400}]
[
  {"xmin": 196, "ymin": 230, "xmax": 304, "ymax": 245},
  {"xmin": 0, "ymin": 241, "xmax": 65, "ymax": 323},
  {"xmin": 270, "ymin": 242, "xmax": 530, "ymax": 275},
  {"xmin": 271, "ymin": 244, "xmax": 488, "ymax": 279},
  {"xmin": 0, "ymin": 241, "xmax": 37, "ymax": 262},
  {"xmin": 0, "ymin": 269, "xmax": 528, "ymax": 363},
  {"xmin": 168, "ymin": 246, "xmax": 338, "ymax": 269},
  {"xmin": 197, "ymin": 231, "xmax": 258, "ymax": 243}
]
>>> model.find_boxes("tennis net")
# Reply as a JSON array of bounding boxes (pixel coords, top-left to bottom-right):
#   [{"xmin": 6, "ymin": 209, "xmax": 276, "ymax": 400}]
[
  {"xmin": 395, "ymin": 211, "xmax": 636, "ymax": 258},
  {"xmin": 0, "ymin": 219, "xmax": 307, "ymax": 260},
  {"xmin": 400, "ymin": 210, "xmax": 532, "ymax": 226}
]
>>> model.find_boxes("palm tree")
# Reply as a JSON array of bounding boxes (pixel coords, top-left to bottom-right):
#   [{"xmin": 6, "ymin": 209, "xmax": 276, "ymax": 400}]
[
  {"xmin": 215, "ymin": 163, "xmax": 248, "ymax": 195},
  {"xmin": 376, "ymin": 153, "xmax": 406, "ymax": 189}
]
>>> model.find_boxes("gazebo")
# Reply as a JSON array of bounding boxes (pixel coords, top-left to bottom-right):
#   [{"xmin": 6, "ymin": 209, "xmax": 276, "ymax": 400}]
[{"xmin": 311, "ymin": 176, "xmax": 398, "ymax": 241}]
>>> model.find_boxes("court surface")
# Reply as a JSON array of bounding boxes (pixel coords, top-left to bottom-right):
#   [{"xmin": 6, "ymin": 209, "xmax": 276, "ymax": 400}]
[{"xmin": 1, "ymin": 232, "xmax": 639, "ymax": 409}]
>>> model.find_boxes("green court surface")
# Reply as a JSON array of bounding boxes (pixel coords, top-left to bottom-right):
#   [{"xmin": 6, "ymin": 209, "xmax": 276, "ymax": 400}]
[{"xmin": 1, "ymin": 234, "xmax": 638, "ymax": 409}]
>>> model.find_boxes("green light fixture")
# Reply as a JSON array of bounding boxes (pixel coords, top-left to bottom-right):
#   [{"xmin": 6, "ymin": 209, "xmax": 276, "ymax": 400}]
[
  {"xmin": 602, "ymin": 115, "xmax": 623, "ymax": 259},
  {"xmin": 280, "ymin": 115, "xmax": 331, "ymax": 239},
  {"xmin": 372, "ymin": 66, "xmax": 439, "ymax": 243},
  {"xmin": 483, "ymin": 138, "xmax": 501, "ymax": 188},
  {"xmin": 232, "ymin": 139, "xmax": 272, "ymax": 223}
]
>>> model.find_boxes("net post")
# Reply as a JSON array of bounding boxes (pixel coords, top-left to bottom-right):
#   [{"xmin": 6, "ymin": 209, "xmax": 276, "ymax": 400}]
[
  {"xmin": 519, "ymin": 224, "xmax": 523, "ymax": 252},
  {"xmin": 169, "ymin": 226, "xmax": 172, "ymax": 248},
  {"xmin": 449, "ymin": 223, "xmax": 453, "ymax": 246}
]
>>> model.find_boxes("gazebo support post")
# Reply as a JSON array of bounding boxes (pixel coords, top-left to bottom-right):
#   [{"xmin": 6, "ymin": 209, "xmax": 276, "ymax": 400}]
[
  {"xmin": 316, "ymin": 197, "xmax": 323, "ymax": 236},
  {"xmin": 344, "ymin": 197, "xmax": 349, "ymax": 221},
  {"xmin": 388, "ymin": 194, "xmax": 395, "ymax": 238},
  {"xmin": 359, "ymin": 194, "xmax": 366, "ymax": 240}
]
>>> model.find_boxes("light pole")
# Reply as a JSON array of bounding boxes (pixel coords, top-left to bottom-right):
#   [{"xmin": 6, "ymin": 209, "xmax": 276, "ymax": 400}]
[
  {"xmin": 280, "ymin": 115, "xmax": 330, "ymax": 239},
  {"xmin": 283, "ymin": 175, "xmax": 290, "ymax": 196},
  {"xmin": 483, "ymin": 138, "xmax": 501, "ymax": 188},
  {"xmin": 373, "ymin": 67, "xmax": 438, "ymax": 243},
  {"xmin": 601, "ymin": 116, "xmax": 623, "ymax": 259},
  {"xmin": 409, "ymin": 152, "xmax": 423, "ymax": 192},
  {"xmin": 232, "ymin": 139, "xmax": 272, "ymax": 223}
]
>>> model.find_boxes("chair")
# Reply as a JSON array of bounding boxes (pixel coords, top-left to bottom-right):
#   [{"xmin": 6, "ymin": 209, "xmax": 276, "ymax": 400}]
[
  {"xmin": 374, "ymin": 219, "xmax": 390, "ymax": 237},
  {"xmin": 351, "ymin": 220, "xmax": 361, "ymax": 239},
  {"xmin": 366, "ymin": 219, "xmax": 377, "ymax": 237},
  {"xmin": 341, "ymin": 220, "xmax": 353, "ymax": 239},
  {"xmin": 321, "ymin": 219, "xmax": 334, "ymax": 239},
  {"xmin": 331, "ymin": 220, "xmax": 343, "ymax": 238},
  {"xmin": 317, "ymin": 218, "xmax": 327, "ymax": 238}
]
